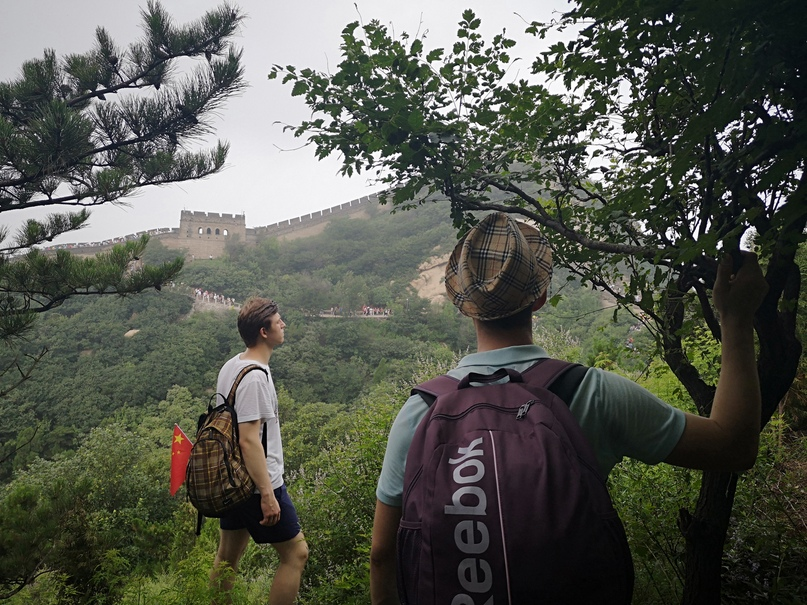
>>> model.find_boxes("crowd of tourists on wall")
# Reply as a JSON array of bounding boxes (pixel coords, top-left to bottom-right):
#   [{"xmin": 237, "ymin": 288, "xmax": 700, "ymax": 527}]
[
  {"xmin": 362, "ymin": 305, "xmax": 391, "ymax": 316},
  {"xmin": 194, "ymin": 288, "xmax": 237, "ymax": 307},
  {"xmin": 321, "ymin": 305, "xmax": 391, "ymax": 317}
]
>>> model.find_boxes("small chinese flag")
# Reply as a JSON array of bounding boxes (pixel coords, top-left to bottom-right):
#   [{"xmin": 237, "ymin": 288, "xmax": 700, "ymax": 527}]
[{"xmin": 170, "ymin": 424, "xmax": 193, "ymax": 496}]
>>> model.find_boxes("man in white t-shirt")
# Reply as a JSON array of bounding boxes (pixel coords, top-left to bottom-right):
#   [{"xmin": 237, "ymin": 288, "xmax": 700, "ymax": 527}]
[
  {"xmin": 369, "ymin": 212, "xmax": 769, "ymax": 604},
  {"xmin": 210, "ymin": 297, "xmax": 308, "ymax": 605}
]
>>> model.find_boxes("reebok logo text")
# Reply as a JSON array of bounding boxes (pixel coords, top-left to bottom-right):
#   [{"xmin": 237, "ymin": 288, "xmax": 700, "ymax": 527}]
[{"xmin": 445, "ymin": 436, "xmax": 494, "ymax": 605}]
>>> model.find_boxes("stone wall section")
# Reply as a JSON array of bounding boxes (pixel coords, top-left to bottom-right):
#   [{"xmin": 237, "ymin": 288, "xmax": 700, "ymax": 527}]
[
  {"xmin": 251, "ymin": 194, "xmax": 375, "ymax": 242},
  {"xmin": 45, "ymin": 193, "xmax": 378, "ymax": 259}
]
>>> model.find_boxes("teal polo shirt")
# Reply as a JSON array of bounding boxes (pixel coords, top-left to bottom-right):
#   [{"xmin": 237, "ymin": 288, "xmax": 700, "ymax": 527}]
[{"xmin": 376, "ymin": 345, "xmax": 686, "ymax": 507}]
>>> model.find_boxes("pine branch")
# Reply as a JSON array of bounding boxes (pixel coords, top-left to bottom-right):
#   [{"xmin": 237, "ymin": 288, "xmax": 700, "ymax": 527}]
[{"xmin": 0, "ymin": 1, "xmax": 245, "ymax": 214}]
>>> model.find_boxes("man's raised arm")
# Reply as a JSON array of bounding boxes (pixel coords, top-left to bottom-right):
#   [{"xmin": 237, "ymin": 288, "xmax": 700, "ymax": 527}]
[{"xmin": 665, "ymin": 252, "xmax": 769, "ymax": 471}]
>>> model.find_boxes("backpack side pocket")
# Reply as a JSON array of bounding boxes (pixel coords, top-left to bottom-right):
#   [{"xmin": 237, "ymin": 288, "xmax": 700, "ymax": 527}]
[{"xmin": 396, "ymin": 520, "xmax": 422, "ymax": 605}]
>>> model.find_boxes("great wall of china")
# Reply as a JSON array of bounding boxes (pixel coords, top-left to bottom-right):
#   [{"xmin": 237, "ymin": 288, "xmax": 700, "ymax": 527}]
[{"xmin": 45, "ymin": 193, "xmax": 377, "ymax": 259}]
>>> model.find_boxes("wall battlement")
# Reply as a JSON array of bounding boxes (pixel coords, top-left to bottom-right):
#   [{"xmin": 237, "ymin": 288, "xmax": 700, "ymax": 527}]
[
  {"xmin": 181, "ymin": 210, "xmax": 242, "ymax": 221},
  {"xmin": 252, "ymin": 194, "xmax": 375, "ymax": 239}
]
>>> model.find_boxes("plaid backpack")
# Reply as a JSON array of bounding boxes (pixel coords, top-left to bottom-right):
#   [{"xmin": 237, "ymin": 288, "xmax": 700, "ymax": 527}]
[
  {"xmin": 186, "ymin": 364, "xmax": 267, "ymax": 528},
  {"xmin": 397, "ymin": 358, "xmax": 634, "ymax": 605}
]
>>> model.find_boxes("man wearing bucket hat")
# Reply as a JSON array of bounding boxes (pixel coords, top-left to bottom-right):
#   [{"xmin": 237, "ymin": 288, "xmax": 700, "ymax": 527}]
[{"xmin": 370, "ymin": 212, "xmax": 768, "ymax": 604}]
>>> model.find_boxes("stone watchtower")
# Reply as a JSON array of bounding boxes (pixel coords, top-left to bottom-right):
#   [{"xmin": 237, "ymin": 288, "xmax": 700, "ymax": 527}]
[{"xmin": 171, "ymin": 210, "xmax": 247, "ymax": 259}]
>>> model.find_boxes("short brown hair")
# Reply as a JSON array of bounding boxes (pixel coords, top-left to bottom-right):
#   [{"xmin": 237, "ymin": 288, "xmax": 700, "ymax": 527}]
[{"xmin": 237, "ymin": 297, "xmax": 279, "ymax": 347}]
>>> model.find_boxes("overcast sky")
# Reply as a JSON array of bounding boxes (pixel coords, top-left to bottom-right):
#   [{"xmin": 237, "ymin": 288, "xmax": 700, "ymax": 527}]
[{"xmin": 1, "ymin": 0, "xmax": 571, "ymax": 244}]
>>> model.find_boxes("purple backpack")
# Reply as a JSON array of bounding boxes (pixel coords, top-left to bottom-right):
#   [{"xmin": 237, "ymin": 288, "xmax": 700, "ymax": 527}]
[{"xmin": 397, "ymin": 359, "xmax": 634, "ymax": 605}]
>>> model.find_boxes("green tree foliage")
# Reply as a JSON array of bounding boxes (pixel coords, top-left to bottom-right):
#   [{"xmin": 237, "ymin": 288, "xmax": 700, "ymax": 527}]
[
  {"xmin": 278, "ymin": 389, "xmax": 344, "ymax": 476},
  {"xmin": 141, "ymin": 237, "xmax": 188, "ymax": 266},
  {"xmin": 608, "ymin": 414, "xmax": 807, "ymax": 604},
  {"xmin": 0, "ymin": 478, "xmax": 89, "ymax": 600},
  {"xmin": 268, "ymin": 2, "xmax": 804, "ymax": 418},
  {"xmin": 0, "ymin": 290, "xmax": 237, "ymax": 480},
  {"xmin": 720, "ymin": 420, "xmax": 807, "ymax": 603},
  {"xmin": 0, "ymin": 382, "xmax": 209, "ymax": 603},
  {"xmin": 0, "ymin": 425, "xmax": 178, "ymax": 602},
  {"xmin": 279, "ymin": 356, "xmax": 456, "ymax": 604},
  {"xmin": 269, "ymin": 3, "xmax": 806, "ymax": 600},
  {"xmin": 0, "ymin": 0, "xmax": 246, "ymax": 353},
  {"xmin": 539, "ymin": 268, "xmax": 658, "ymax": 372},
  {"xmin": 288, "ymin": 388, "xmax": 399, "ymax": 603}
]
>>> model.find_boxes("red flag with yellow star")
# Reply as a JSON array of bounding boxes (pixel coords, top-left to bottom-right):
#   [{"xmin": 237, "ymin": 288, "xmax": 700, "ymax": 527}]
[{"xmin": 170, "ymin": 424, "xmax": 192, "ymax": 496}]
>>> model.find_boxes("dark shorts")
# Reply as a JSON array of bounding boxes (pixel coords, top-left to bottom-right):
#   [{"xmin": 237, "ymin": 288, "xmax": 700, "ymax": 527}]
[{"xmin": 220, "ymin": 484, "xmax": 301, "ymax": 544}]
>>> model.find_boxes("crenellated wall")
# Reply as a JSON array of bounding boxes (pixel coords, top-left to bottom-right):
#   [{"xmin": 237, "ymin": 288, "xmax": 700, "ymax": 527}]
[
  {"xmin": 45, "ymin": 192, "xmax": 379, "ymax": 259},
  {"xmin": 250, "ymin": 194, "xmax": 375, "ymax": 242}
]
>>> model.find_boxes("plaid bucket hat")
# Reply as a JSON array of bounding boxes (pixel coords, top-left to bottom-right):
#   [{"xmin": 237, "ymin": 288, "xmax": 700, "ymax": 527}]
[{"xmin": 445, "ymin": 212, "xmax": 552, "ymax": 320}]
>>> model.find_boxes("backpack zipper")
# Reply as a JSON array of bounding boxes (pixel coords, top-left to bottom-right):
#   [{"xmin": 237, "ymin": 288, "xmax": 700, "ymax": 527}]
[
  {"xmin": 516, "ymin": 399, "xmax": 538, "ymax": 420},
  {"xmin": 431, "ymin": 400, "xmax": 540, "ymax": 421}
]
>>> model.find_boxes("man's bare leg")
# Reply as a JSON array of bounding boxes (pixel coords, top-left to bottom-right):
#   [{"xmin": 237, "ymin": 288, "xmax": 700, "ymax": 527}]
[
  {"xmin": 268, "ymin": 532, "xmax": 309, "ymax": 605},
  {"xmin": 210, "ymin": 528, "xmax": 250, "ymax": 602}
]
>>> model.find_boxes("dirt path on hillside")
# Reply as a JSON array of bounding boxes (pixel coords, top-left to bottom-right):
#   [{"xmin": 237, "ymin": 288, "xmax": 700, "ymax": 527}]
[{"xmin": 411, "ymin": 253, "xmax": 450, "ymax": 304}]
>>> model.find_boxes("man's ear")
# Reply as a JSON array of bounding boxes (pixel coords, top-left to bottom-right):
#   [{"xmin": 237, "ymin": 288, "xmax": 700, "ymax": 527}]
[{"xmin": 532, "ymin": 291, "xmax": 548, "ymax": 312}]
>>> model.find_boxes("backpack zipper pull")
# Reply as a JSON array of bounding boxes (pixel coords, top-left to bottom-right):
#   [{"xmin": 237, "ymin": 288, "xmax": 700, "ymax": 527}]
[{"xmin": 516, "ymin": 399, "xmax": 538, "ymax": 420}]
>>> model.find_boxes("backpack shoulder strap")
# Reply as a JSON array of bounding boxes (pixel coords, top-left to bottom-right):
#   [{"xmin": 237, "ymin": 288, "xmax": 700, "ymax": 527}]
[
  {"xmin": 225, "ymin": 364, "xmax": 270, "ymax": 455},
  {"xmin": 521, "ymin": 358, "xmax": 589, "ymax": 405},
  {"xmin": 411, "ymin": 374, "xmax": 459, "ymax": 407},
  {"xmin": 548, "ymin": 364, "xmax": 589, "ymax": 405},
  {"xmin": 225, "ymin": 364, "xmax": 269, "ymax": 405}
]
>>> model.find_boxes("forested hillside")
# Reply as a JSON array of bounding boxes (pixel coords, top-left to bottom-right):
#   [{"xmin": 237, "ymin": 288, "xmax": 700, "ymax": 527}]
[{"xmin": 1, "ymin": 203, "xmax": 805, "ymax": 604}]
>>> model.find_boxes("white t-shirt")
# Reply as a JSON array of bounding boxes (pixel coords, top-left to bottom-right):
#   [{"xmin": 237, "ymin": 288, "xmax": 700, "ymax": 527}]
[{"xmin": 216, "ymin": 354, "xmax": 285, "ymax": 490}]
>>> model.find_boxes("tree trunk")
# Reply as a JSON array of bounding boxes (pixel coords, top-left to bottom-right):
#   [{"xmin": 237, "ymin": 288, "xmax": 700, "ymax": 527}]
[{"xmin": 679, "ymin": 472, "xmax": 737, "ymax": 605}]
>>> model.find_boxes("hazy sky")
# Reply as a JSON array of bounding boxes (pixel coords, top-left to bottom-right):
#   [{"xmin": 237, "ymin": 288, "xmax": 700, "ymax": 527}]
[{"xmin": 1, "ymin": 0, "xmax": 571, "ymax": 244}]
